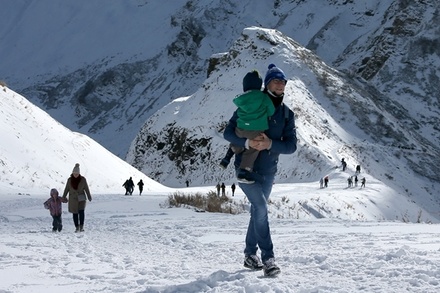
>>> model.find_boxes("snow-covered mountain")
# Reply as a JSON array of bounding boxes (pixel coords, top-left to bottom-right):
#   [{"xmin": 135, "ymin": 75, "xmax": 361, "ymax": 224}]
[
  {"xmin": 0, "ymin": 1, "xmax": 439, "ymax": 219},
  {"xmin": 2, "ymin": 1, "xmax": 438, "ymax": 158},
  {"xmin": 126, "ymin": 26, "xmax": 440, "ymax": 218},
  {"xmin": 1, "ymin": 82, "xmax": 438, "ymax": 223},
  {"xmin": 0, "ymin": 84, "xmax": 168, "ymax": 194}
]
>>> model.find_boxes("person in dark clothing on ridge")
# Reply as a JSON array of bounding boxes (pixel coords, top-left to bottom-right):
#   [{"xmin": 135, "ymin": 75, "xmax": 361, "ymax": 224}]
[
  {"xmin": 123, "ymin": 179, "xmax": 130, "ymax": 195},
  {"xmin": 341, "ymin": 158, "xmax": 347, "ymax": 172},
  {"xmin": 127, "ymin": 177, "xmax": 134, "ymax": 195},
  {"xmin": 216, "ymin": 183, "xmax": 221, "ymax": 196},
  {"xmin": 137, "ymin": 179, "xmax": 144, "ymax": 195}
]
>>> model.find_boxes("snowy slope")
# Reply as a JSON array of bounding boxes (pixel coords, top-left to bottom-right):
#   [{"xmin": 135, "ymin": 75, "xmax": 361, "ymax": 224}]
[
  {"xmin": 2, "ymin": 0, "xmax": 438, "ymax": 161},
  {"xmin": 0, "ymin": 80, "xmax": 437, "ymax": 222},
  {"xmin": 0, "ymin": 191, "xmax": 439, "ymax": 292},
  {"xmin": 0, "ymin": 85, "xmax": 168, "ymax": 194},
  {"xmin": 126, "ymin": 27, "xmax": 440, "ymax": 221}
]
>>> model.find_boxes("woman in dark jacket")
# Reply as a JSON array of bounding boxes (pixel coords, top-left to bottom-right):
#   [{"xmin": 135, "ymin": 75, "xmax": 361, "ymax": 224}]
[{"xmin": 62, "ymin": 163, "xmax": 92, "ymax": 232}]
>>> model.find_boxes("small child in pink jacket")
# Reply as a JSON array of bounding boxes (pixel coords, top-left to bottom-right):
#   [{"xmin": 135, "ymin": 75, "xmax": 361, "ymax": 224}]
[{"xmin": 44, "ymin": 188, "xmax": 67, "ymax": 232}]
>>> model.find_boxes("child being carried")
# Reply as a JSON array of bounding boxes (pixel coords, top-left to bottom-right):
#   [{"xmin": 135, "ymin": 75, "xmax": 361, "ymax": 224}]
[{"xmin": 223, "ymin": 70, "xmax": 275, "ymax": 184}]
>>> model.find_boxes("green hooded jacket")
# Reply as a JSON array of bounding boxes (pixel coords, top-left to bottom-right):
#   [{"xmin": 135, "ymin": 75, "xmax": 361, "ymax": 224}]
[{"xmin": 233, "ymin": 90, "xmax": 275, "ymax": 131}]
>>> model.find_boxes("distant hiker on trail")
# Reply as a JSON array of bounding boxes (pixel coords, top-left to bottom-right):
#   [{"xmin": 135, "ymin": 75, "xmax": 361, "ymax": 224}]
[
  {"xmin": 347, "ymin": 176, "xmax": 352, "ymax": 188},
  {"xmin": 231, "ymin": 183, "xmax": 236, "ymax": 196},
  {"xmin": 356, "ymin": 165, "xmax": 361, "ymax": 174},
  {"xmin": 341, "ymin": 158, "xmax": 347, "ymax": 172},
  {"xmin": 123, "ymin": 180, "xmax": 128, "ymax": 195},
  {"xmin": 221, "ymin": 70, "xmax": 275, "ymax": 184},
  {"xmin": 224, "ymin": 63, "xmax": 297, "ymax": 277},
  {"xmin": 361, "ymin": 177, "xmax": 366, "ymax": 188},
  {"xmin": 122, "ymin": 180, "xmax": 130, "ymax": 195},
  {"xmin": 62, "ymin": 163, "xmax": 92, "ymax": 233},
  {"xmin": 123, "ymin": 177, "xmax": 135, "ymax": 195},
  {"xmin": 324, "ymin": 175, "xmax": 329, "ymax": 188},
  {"xmin": 319, "ymin": 177, "xmax": 324, "ymax": 189},
  {"xmin": 128, "ymin": 177, "xmax": 134, "ymax": 195},
  {"xmin": 44, "ymin": 188, "xmax": 67, "ymax": 232},
  {"xmin": 137, "ymin": 179, "xmax": 144, "ymax": 196},
  {"xmin": 216, "ymin": 183, "xmax": 221, "ymax": 196},
  {"xmin": 221, "ymin": 183, "xmax": 226, "ymax": 196},
  {"xmin": 354, "ymin": 175, "xmax": 358, "ymax": 187},
  {"xmin": 185, "ymin": 180, "xmax": 190, "ymax": 187}
]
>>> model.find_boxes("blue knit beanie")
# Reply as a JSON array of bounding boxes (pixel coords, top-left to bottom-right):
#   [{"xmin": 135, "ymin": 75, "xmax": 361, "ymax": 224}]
[
  {"xmin": 242, "ymin": 70, "xmax": 263, "ymax": 92},
  {"xmin": 264, "ymin": 64, "xmax": 287, "ymax": 87}
]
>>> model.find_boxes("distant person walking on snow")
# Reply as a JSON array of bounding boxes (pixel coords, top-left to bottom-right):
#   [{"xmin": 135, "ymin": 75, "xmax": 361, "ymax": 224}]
[
  {"xmin": 341, "ymin": 158, "xmax": 347, "ymax": 172},
  {"xmin": 62, "ymin": 163, "xmax": 92, "ymax": 232},
  {"xmin": 216, "ymin": 183, "xmax": 221, "ymax": 196},
  {"xmin": 361, "ymin": 177, "xmax": 366, "ymax": 188},
  {"xmin": 123, "ymin": 179, "xmax": 130, "ymax": 195},
  {"xmin": 231, "ymin": 183, "xmax": 236, "ymax": 196},
  {"xmin": 319, "ymin": 177, "xmax": 324, "ymax": 189},
  {"xmin": 128, "ymin": 177, "xmax": 135, "ymax": 195},
  {"xmin": 324, "ymin": 175, "xmax": 329, "ymax": 188},
  {"xmin": 347, "ymin": 176, "xmax": 352, "ymax": 188},
  {"xmin": 137, "ymin": 179, "xmax": 144, "ymax": 195},
  {"xmin": 44, "ymin": 188, "xmax": 67, "ymax": 232},
  {"xmin": 356, "ymin": 165, "xmax": 361, "ymax": 174},
  {"xmin": 123, "ymin": 177, "xmax": 135, "ymax": 195},
  {"xmin": 221, "ymin": 183, "xmax": 226, "ymax": 196}
]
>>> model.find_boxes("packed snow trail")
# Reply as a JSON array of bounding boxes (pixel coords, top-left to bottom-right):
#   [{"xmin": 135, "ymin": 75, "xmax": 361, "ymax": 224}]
[{"xmin": 0, "ymin": 193, "xmax": 439, "ymax": 292}]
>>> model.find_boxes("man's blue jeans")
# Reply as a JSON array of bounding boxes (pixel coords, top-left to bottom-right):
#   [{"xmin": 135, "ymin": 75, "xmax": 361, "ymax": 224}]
[{"xmin": 239, "ymin": 173, "xmax": 275, "ymax": 262}]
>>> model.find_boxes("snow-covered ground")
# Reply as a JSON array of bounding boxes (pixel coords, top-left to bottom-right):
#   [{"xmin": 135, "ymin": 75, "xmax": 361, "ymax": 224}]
[
  {"xmin": 1, "ymin": 186, "xmax": 439, "ymax": 293},
  {"xmin": 1, "ymin": 64, "xmax": 439, "ymax": 292}
]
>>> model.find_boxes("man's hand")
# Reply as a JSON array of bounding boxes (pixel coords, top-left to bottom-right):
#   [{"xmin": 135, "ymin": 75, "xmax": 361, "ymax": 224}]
[{"xmin": 249, "ymin": 133, "xmax": 271, "ymax": 150}]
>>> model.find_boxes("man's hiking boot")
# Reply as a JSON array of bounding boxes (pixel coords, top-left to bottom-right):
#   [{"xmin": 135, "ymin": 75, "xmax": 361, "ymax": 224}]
[
  {"xmin": 237, "ymin": 169, "xmax": 255, "ymax": 184},
  {"xmin": 244, "ymin": 255, "xmax": 263, "ymax": 270},
  {"xmin": 263, "ymin": 258, "xmax": 281, "ymax": 277}
]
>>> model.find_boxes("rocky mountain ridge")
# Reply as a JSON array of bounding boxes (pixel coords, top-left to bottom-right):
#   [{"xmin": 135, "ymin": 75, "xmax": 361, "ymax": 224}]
[
  {"xmin": 126, "ymin": 28, "xmax": 439, "ymax": 219},
  {"xmin": 0, "ymin": 1, "xmax": 438, "ymax": 214},
  {"xmin": 2, "ymin": 1, "xmax": 436, "ymax": 159}
]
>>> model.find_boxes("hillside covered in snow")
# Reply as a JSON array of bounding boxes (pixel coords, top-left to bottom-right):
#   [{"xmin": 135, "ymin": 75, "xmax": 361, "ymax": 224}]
[
  {"xmin": 0, "ymin": 1, "xmax": 439, "ymax": 221},
  {"xmin": 1, "ymin": 0, "xmax": 438, "ymax": 159}
]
